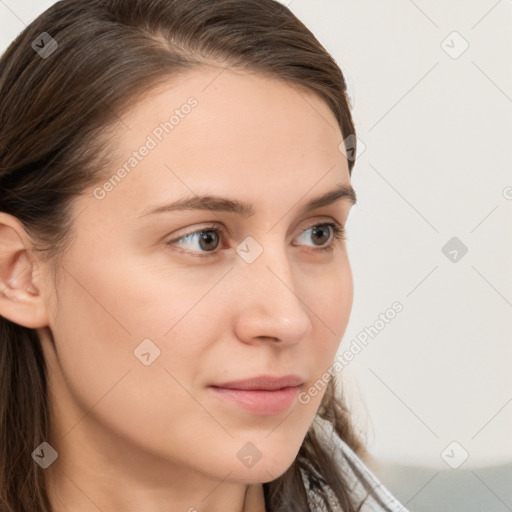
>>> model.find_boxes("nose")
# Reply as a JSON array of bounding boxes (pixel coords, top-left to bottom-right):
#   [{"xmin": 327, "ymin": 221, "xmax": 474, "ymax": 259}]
[{"xmin": 231, "ymin": 239, "xmax": 313, "ymax": 347}]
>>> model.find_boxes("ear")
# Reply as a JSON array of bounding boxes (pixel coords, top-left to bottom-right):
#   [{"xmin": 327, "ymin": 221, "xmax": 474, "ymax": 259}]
[{"xmin": 0, "ymin": 212, "xmax": 50, "ymax": 329}]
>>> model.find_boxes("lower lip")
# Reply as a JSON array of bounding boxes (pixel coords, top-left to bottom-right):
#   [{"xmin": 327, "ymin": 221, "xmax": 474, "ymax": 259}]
[{"xmin": 209, "ymin": 385, "xmax": 302, "ymax": 415}]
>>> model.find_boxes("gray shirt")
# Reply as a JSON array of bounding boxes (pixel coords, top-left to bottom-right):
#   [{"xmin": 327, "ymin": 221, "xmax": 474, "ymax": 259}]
[{"xmin": 301, "ymin": 416, "xmax": 410, "ymax": 511}]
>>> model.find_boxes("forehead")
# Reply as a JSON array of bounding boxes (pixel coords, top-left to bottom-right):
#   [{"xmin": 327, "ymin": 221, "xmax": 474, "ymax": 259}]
[
  {"xmin": 117, "ymin": 65, "xmax": 344, "ymax": 160},
  {"xmin": 85, "ymin": 66, "xmax": 350, "ymax": 217}
]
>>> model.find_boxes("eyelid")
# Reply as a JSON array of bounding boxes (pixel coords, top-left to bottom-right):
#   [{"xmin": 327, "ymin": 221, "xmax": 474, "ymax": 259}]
[
  {"xmin": 166, "ymin": 223, "xmax": 224, "ymax": 244},
  {"xmin": 169, "ymin": 216, "xmax": 343, "ymax": 239},
  {"xmin": 300, "ymin": 216, "xmax": 342, "ymax": 231}
]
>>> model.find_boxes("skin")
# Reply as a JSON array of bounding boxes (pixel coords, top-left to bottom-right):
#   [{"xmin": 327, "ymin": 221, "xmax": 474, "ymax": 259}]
[{"xmin": 0, "ymin": 65, "xmax": 355, "ymax": 512}]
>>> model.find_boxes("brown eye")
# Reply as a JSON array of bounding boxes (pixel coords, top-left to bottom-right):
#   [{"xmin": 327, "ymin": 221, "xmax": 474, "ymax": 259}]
[
  {"xmin": 167, "ymin": 221, "xmax": 345, "ymax": 259},
  {"xmin": 295, "ymin": 222, "xmax": 345, "ymax": 249},
  {"xmin": 310, "ymin": 225, "xmax": 331, "ymax": 245},
  {"xmin": 166, "ymin": 225, "xmax": 223, "ymax": 257},
  {"xmin": 196, "ymin": 230, "xmax": 220, "ymax": 252}
]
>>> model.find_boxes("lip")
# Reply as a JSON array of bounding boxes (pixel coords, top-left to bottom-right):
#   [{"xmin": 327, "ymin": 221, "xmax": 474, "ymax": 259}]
[
  {"xmin": 211, "ymin": 375, "xmax": 304, "ymax": 391},
  {"xmin": 208, "ymin": 375, "xmax": 304, "ymax": 415}
]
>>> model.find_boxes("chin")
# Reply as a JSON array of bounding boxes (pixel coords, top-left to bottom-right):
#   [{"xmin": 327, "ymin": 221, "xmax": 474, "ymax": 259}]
[
  {"xmin": 228, "ymin": 441, "xmax": 302, "ymax": 484},
  {"xmin": 227, "ymin": 459, "xmax": 296, "ymax": 485}
]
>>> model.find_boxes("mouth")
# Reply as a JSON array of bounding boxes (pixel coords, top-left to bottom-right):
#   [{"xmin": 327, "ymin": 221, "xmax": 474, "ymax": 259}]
[{"xmin": 208, "ymin": 375, "xmax": 305, "ymax": 416}]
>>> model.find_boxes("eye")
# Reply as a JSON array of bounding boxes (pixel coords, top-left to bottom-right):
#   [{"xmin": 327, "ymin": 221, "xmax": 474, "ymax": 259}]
[
  {"xmin": 166, "ymin": 221, "xmax": 346, "ymax": 258},
  {"xmin": 295, "ymin": 222, "xmax": 346, "ymax": 251},
  {"xmin": 167, "ymin": 224, "xmax": 223, "ymax": 257}
]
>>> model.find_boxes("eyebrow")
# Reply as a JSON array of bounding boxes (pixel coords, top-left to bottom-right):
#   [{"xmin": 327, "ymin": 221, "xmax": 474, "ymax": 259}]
[{"xmin": 138, "ymin": 183, "xmax": 357, "ymax": 218}]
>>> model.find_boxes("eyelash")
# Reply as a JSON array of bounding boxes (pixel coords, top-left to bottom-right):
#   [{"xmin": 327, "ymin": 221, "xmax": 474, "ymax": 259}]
[{"xmin": 166, "ymin": 221, "xmax": 346, "ymax": 259}]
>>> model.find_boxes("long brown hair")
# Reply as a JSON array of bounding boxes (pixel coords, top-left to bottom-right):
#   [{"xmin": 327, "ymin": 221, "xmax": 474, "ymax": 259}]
[{"xmin": 0, "ymin": 1, "xmax": 365, "ymax": 510}]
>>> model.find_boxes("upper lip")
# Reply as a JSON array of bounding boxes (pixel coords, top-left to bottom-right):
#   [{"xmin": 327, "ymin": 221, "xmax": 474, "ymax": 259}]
[{"xmin": 210, "ymin": 375, "xmax": 304, "ymax": 391}]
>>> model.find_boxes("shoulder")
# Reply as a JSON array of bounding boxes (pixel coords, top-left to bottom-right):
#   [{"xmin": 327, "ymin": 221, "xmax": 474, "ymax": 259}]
[{"xmin": 300, "ymin": 416, "xmax": 410, "ymax": 512}]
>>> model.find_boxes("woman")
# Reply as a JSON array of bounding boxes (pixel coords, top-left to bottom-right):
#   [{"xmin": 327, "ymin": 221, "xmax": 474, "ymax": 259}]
[{"xmin": 0, "ymin": 1, "xmax": 410, "ymax": 510}]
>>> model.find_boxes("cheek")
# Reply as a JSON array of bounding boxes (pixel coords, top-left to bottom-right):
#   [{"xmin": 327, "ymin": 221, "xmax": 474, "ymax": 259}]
[
  {"xmin": 47, "ymin": 250, "xmax": 210, "ymax": 434},
  {"xmin": 47, "ymin": 253, "xmax": 270, "ymax": 473},
  {"xmin": 47, "ymin": 269, "xmax": 230, "ymax": 475},
  {"xmin": 301, "ymin": 256, "xmax": 354, "ymax": 363}
]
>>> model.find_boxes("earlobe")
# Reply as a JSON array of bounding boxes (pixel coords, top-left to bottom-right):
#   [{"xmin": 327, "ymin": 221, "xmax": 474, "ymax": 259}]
[{"xmin": 0, "ymin": 213, "xmax": 50, "ymax": 329}]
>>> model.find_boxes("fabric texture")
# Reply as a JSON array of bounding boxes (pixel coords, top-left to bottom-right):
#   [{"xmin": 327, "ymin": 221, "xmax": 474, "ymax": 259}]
[{"xmin": 300, "ymin": 416, "xmax": 410, "ymax": 511}]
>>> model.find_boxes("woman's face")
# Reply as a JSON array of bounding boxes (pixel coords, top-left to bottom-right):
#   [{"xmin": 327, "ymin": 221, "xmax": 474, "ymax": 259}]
[{"xmin": 38, "ymin": 66, "xmax": 355, "ymax": 494}]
